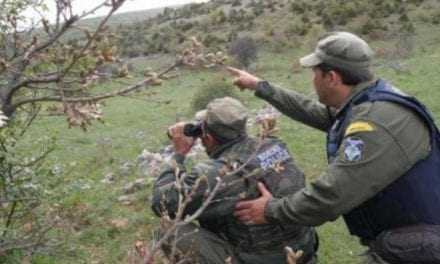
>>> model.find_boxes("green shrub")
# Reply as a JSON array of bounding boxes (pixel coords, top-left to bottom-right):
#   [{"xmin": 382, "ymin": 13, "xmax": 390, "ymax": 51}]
[
  {"xmin": 399, "ymin": 21, "xmax": 415, "ymax": 34},
  {"xmin": 432, "ymin": 10, "xmax": 440, "ymax": 24},
  {"xmin": 228, "ymin": 36, "xmax": 258, "ymax": 69},
  {"xmin": 251, "ymin": 4, "xmax": 264, "ymax": 17},
  {"xmin": 178, "ymin": 21, "xmax": 194, "ymax": 31},
  {"xmin": 209, "ymin": 9, "xmax": 227, "ymax": 25},
  {"xmin": 301, "ymin": 14, "xmax": 311, "ymax": 24},
  {"xmin": 399, "ymin": 13, "xmax": 410, "ymax": 23},
  {"xmin": 289, "ymin": 1, "xmax": 307, "ymax": 14},
  {"xmin": 231, "ymin": 0, "xmax": 241, "ymax": 7},
  {"xmin": 203, "ymin": 33, "xmax": 225, "ymax": 47},
  {"xmin": 321, "ymin": 13, "xmax": 335, "ymax": 30},
  {"xmin": 285, "ymin": 19, "xmax": 309, "ymax": 37},
  {"xmin": 191, "ymin": 76, "xmax": 240, "ymax": 112},
  {"xmin": 342, "ymin": 1, "xmax": 362, "ymax": 18},
  {"xmin": 360, "ymin": 19, "xmax": 387, "ymax": 35}
]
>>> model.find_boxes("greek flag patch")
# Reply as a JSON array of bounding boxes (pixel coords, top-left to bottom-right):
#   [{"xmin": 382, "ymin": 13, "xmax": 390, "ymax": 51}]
[
  {"xmin": 257, "ymin": 144, "xmax": 291, "ymax": 170},
  {"xmin": 344, "ymin": 137, "xmax": 364, "ymax": 162}
]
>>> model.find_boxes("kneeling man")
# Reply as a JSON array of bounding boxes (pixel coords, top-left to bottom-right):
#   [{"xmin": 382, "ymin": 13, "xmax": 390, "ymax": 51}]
[{"xmin": 152, "ymin": 97, "xmax": 318, "ymax": 264}]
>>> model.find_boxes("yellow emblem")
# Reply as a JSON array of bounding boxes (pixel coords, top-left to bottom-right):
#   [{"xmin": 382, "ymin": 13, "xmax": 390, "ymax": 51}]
[{"xmin": 345, "ymin": 121, "xmax": 375, "ymax": 136}]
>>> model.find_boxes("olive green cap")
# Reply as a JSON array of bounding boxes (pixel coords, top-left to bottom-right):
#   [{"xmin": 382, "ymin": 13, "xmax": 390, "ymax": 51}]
[
  {"xmin": 197, "ymin": 97, "xmax": 248, "ymax": 141},
  {"xmin": 300, "ymin": 32, "xmax": 374, "ymax": 70}
]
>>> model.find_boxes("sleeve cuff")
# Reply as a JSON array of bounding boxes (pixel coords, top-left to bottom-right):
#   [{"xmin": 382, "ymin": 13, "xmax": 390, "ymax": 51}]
[
  {"xmin": 255, "ymin": 80, "xmax": 275, "ymax": 99},
  {"xmin": 264, "ymin": 198, "xmax": 282, "ymax": 224}
]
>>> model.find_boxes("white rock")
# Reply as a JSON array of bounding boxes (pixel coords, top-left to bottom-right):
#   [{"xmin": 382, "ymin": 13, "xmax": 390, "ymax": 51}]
[
  {"xmin": 123, "ymin": 178, "xmax": 147, "ymax": 194},
  {"xmin": 101, "ymin": 172, "xmax": 115, "ymax": 184}
]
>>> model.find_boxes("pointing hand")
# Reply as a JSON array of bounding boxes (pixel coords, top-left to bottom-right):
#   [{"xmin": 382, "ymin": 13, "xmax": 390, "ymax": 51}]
[{"xmin": 226, "ymin": 66, "xmax": 261, "ymax": 91}]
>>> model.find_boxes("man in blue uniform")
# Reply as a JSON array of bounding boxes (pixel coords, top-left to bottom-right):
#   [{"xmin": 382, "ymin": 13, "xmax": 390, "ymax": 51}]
[{"xmin": 228, "ymin": 32, "xmax": 440, "ymax": 263}]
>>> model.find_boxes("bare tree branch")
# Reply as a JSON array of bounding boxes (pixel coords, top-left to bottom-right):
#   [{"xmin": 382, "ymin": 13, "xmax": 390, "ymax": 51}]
[
  {"xmin": 4, "ymin": 0, "xmax": 128, "ymax": 110},
  {"xmin": 78, "ymin": 1, "xmax": 110, "ymax": 20},
  {"xmin": 144, "ymin": 177, "xmax": 224, "ymax": 264},
  {"xmin": 10, "ymin": 61, "xmax": 180, "ymax": 110},
  {"xmin": 59, "ymin": 0, "xmax": 126, "ymax": 77},
  {"xmin": 31, "ymin": 16, "xmax": 78, "ymax": 56}
]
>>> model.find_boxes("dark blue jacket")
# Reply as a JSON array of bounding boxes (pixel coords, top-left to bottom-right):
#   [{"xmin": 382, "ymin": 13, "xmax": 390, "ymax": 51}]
[{"xmin": 327, "ymin": 79, "xmax": 440, "ymax": 240}]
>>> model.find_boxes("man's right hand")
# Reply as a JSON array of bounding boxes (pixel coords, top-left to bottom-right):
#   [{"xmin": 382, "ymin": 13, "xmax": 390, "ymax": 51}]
[{"xmin": 226, "ymin": 67, "xmax": 262, "ymax": 91}]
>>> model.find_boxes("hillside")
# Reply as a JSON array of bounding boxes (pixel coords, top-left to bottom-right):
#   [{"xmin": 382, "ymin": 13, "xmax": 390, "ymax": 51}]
[
  {"xmin": 78, "ymin": 5, "xmax": 180, "ymax": 28},
  {"xmin": 3, "ymin": 0, "xmax": 440, "ymax": 263},
  {"xmin": 107, "ymin": 0, "xmax": 440, "ymax": 57}
]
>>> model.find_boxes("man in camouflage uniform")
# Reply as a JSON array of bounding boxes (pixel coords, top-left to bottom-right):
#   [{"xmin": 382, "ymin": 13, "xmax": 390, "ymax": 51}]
[
  {"xmin": 228, "ymin": 32, "xmax": 440, "ymax": 263},
  {"xmin": 151, "ymin": 97, "xmax": 318, "ymax": 264}
]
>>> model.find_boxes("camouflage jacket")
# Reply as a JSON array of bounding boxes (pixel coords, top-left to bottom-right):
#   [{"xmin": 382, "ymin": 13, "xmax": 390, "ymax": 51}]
[{"xmin": 152, "ymin": 136, "xmax": 317, "ymax": 254}]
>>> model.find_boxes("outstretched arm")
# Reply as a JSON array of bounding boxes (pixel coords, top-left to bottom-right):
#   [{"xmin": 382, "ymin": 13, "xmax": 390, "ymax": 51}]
[
  {"xmin": 235, "ymin": 110, "xmax": 430, "ymax": 226},
  {"xmin": 226, "ymin": 67, "xmax": 333, "ymax": 131}
]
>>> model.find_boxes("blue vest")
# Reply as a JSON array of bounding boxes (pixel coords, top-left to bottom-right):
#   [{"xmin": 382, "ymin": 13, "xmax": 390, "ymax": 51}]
[{"xmin": 326, "ymin": 79, "xmax": 440, "ymax": 240}]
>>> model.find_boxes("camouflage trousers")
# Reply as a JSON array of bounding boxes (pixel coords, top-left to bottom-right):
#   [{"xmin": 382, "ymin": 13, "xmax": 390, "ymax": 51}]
[
  {"xmin": 364, "ymin": 224, "xmax": 440, "ymax": 264},
  {"xmin": 161, "ymin": 223, "xmax": 317, "ymax": 264}
]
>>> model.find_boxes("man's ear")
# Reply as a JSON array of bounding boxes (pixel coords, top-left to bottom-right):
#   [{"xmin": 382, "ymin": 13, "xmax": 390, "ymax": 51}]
[
  {"xmin": 201, "ymin": 132, "xmax": 212, "ymax": 144},
  {"xmin": 204, "ymin": 133, "xmax": 219, "ymax": 145},
  {"xmin": 328, "ymin": 70, "xmax": 343, "ymax": 86}
]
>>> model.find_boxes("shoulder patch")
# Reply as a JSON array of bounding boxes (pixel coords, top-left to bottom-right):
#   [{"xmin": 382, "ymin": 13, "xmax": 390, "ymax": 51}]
[
  {"xmin": 345, "ymin": 121, "xmax": 375, "ymax": 136},
  {"xmin": 257, "ymin": 144, "xmax": 291, "ymax": 170},
  {"xmin": 343, "ymin": 137, "xmax": 364, "ymax": 162}
]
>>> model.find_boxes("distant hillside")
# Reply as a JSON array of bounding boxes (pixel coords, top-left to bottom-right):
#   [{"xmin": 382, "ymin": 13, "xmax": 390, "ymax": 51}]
[
  {"xmin": 78, "ymin": 4, "xmax": 184, "ymax": 27},
  {"xmin": 80, "ymin": 9, "xmax": 162, "ymax": 27},
  {"xmin": 73, "ymin": 0, "xmax": 440, "ymax": 59}
]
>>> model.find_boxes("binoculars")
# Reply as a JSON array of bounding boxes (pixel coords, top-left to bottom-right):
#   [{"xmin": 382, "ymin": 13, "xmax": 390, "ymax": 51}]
[
  {"xmin": 183, "ymin": 122, "xmax": 203, "ymax": 137},
  {"xmin": 167, "ymin": 122, "xmax": 204, "ymax": 139}
]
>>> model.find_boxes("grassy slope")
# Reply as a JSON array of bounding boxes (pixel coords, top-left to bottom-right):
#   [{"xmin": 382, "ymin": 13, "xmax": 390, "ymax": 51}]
[
  {"xmin": 15, "ymin": 17, "xmax": 440, "ymax": 264},
  {"xmin": 78, "ymin": 6, "xmax": 171, "ymax": 27}
]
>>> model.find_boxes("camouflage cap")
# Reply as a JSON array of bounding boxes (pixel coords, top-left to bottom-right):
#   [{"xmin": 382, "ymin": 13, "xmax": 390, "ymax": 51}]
[
  {"xmin": 198, "ymin": 97, "xmax": 248, "ymax": 141},
  {"xmin": 300, "ymin": 32, "xmax": 374, "ymax": 70}
]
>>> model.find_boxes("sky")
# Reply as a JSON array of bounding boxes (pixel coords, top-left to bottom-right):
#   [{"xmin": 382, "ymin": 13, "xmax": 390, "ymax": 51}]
[
  {"xmin": 24, "ymin": 0, "xmax": 209, "ymax": 22},
  {"xmin": 117, "ymin": 0, "xmax": 208, "ymax": 12},
  {"xmin": 75, "ymin": 0, "xmax": 209, "ymax": 16}
]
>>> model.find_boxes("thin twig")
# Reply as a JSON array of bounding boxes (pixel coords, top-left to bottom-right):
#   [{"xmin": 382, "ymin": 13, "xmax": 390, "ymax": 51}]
[
  {"xmin": 5, "ymin": 0, "xmax": 127, "ymax": 104},
  {"xmin": 10, "ymin": 61, "xmax": 180, "ymax": 110},
  {"xmin": 2, "ymin": 201, "xmax": 18, "ymax": 237},
  {"xmin": 144, "ymin": 177, "xmax": 223, "ymax": 264}
]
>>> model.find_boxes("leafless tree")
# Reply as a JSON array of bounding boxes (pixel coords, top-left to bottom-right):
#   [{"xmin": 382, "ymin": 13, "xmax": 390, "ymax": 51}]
[
  {"xmin": 0, "ymin": 0, "xmax": 185, "ymax": 130},
  {"xmin": 0, "ymin": 0, "xmax": 229, "ymax": 258},
  {"xmin": 0, "ymin": 0, "xmax": 200, "ymax": 258}
]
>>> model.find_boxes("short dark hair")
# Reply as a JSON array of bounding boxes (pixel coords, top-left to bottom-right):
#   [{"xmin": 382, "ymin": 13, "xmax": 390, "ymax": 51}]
[{"xmin": 316, "ymin": 63, "xmax": 373, "ymax": 86}]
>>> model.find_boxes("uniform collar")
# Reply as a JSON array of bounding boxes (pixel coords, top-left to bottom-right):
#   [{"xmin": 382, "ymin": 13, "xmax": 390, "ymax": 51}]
[
  {"xmin": 336, "ymin": 78, "xmax": 378, "ymax": 115},
  {"xmin": 208, "ymin": 135, "xmax": 247, "ymax": 159}
]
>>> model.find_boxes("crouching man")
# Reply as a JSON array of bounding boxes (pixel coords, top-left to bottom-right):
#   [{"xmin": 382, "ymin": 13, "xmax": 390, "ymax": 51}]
[{"xmin": 151, "ymin": 97, "xmax": 318, "ymax": 264}]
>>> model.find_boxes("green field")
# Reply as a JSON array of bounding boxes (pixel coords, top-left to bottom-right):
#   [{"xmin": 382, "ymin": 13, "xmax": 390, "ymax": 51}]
[{"xmin": 4, "ymin": 21, "xmax": 438, "ymax": 264}]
